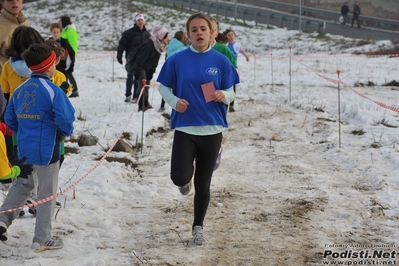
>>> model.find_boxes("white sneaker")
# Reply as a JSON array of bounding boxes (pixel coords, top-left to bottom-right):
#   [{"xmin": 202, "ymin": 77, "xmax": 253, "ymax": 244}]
[
  {"xmin": 192, "ymin": 225, "xmax": 207, "ymax": 245},
  {"xmin": 31, "ymin": 239, "xmax": 63, "ymax": 250},
  {"xmin": 178, "ymin": 180, "xmax": 192, "ymax": 195},
  {"xmin": 0, "ymin": 221, "xmax": 8, "ymax": 241},
  {"xmin": 124, "ymin": 96, "xmax": 132, "ymax": 103}
]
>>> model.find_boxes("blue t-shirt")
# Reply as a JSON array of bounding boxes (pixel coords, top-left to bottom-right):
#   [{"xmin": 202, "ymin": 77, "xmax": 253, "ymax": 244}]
[{"xmin": 157, "ymin": 48, "xmax": 239, "ymax": 129}]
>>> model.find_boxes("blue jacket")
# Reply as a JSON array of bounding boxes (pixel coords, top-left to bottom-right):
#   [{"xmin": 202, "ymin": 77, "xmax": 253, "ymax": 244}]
[
  {"xmin": 5, "ymin": 73, "xmax": 75, "ymax": 165},
  {"xmin": 166, "ymin": 38, "xmax": 188, "ymax": 59}
]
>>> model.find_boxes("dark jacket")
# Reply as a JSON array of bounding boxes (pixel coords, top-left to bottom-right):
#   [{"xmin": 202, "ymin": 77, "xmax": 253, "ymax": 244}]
[
  {"xmin": 341, "ymin": 5, "xmax": 349, "ymax": 15},
  {"xmin": 125, "ymin": 39, "xmax": 161, "ymax": 81},
  {"xmin": 49, "ymin": 37, "xmax": 75, "ymax": 75},
  {"xmin": 353, "ymin": 4, "xmax": 361, "ymax": 17},
  {"xmin": 117, "ymin": 24, "xmax": 151, "ymax": 62}
]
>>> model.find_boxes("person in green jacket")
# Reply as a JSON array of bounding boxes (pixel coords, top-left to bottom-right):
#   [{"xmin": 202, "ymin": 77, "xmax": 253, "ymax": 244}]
[
  {"xmin": 60, "ymin": 15, "xmax": 79, "ymax": 97},
  {"xmin": 209, "ymin": 17, "xmax": 237, "ymax": 112}
]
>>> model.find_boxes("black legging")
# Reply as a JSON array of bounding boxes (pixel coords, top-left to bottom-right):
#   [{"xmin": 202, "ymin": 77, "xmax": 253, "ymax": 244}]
[{"xmin": 171, "ymin": 130, "xmax": 222, "ymax": 228}]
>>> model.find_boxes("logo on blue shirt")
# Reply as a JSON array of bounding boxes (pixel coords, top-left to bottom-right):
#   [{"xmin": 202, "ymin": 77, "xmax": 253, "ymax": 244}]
[{"xmin": 206, "ymin": 68, "xmax": 220, "ymax": 75}]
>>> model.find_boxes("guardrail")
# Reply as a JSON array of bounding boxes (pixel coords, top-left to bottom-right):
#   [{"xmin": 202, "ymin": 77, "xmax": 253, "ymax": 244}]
[
  {"xmin": 155, "ymin": 0, "xmax": 325, "ymax": 31},
  {"xmin": 154, "ymin": 0, "xmax": 399, "ymax": 32},
  {"xmin": 234, "ymin": 0, "xmax": 399, "ymax": 30}
]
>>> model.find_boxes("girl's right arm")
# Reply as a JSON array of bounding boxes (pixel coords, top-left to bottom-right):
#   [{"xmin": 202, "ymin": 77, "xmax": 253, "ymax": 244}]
[
  {"xmin": 158, "ymin": 84, "xmax": 180, "ymax": 109},
  {"xmin": 238, "ymin": 43, "xmax": 250, "ymax": 62}
]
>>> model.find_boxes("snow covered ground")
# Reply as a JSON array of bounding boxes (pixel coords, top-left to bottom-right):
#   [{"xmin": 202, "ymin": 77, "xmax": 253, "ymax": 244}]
[{"xmin": 0, "ymin": 0, "xmax": 399, "ymax": 265}]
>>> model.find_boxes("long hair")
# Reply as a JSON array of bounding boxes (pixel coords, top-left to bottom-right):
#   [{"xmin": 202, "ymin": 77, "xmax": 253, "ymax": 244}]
[
  {"xmin": 174, "ymin": 31, "xmax": 188, "ymax": 46},
  {"xmin": 5, "ymin": 26, "xmax": 46, "ymax": 58},
  {"xmin": 221, "ymin": 29, "xmax": 235, "ymax": 43}
]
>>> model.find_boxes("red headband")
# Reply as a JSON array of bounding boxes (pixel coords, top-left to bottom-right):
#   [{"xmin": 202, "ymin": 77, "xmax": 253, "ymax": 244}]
[{"xmin": 29, "ymin": 51, "xmax": 56, "ymax": 72}]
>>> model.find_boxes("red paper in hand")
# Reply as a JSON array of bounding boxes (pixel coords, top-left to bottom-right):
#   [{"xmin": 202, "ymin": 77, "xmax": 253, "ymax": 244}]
[{"xmin": 201, "ymin": 82, "xmax": 215, "ymax": 102}]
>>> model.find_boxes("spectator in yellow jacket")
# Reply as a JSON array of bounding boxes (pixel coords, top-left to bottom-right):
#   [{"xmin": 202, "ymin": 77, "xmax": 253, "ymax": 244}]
[{"xmin": 0, "ymin": 89, "xmax": 32, "ymax": 180}]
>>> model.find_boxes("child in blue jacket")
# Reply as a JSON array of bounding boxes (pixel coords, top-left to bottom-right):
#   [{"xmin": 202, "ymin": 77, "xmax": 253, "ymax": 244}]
[{"xmin": 0, "ymin": 43, "xmax": 75, "ymax": 250}]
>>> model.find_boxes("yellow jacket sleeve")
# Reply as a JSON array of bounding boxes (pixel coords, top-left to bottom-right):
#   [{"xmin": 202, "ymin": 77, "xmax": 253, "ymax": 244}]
[{"xmin": 0, "ymin": 132, "xmax": 20, "ymax": 179}]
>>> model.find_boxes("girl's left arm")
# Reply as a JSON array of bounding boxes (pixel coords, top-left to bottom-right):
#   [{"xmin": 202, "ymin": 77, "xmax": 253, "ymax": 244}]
[{"xmin": 221, "ymin": 87, "xmax": 235, "ymax": 105}]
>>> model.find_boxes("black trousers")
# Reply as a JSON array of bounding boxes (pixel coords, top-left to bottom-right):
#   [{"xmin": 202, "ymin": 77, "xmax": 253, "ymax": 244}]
[
  {"xmin": 67, "ymin": 72, "xmax": 78, "ymax": 92},
  {"xmin": 136, "ymin": 69, "xmax": 151, "ymax": 109},
  {"xmin": 171, "ymin": 130, "xmax": 222, "ymax": 227},
  {"xmin": 352, "ymin": 15, "xmax": 360, "ymax": 27}
]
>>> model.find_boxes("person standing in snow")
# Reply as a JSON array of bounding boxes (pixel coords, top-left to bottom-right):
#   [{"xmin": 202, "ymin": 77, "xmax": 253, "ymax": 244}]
[
  {"xmin": 60, "ymin": 15, "xmax": 79, "ymax": 97},
  {"xmin": 49, "ymin": 22, "xmax": 75, "ymax": 82},
  {"xmin": 209, "ymin": 18, "xmax": 237, "ymax": 112},
  {"xmin": 351, "ymin": 1, "xmax": 361, "ymax": 28},
  {"xmin": 125, "ymin": 25, "xmax": 169, "ymax": 112},
  {"xmin": 23, "ymin": 39, "xmax": 73, "ymax": 216},
  {"xmin": 224, "ymin": 29, "xmax": 249, "ymax": 63},
  {"xmin": 117, "ymin": 13, "xmax": 151, "ymax": 103},
  {"xmin": 223, "ymin": 28, "xmax": 249, "ymax": 112},
  {"xmin": 157, "ymin": 13, "xmax": 239, "ymax": 245},
  {"xmin": 158, "ymin": 30, "xmax": 189, "ymax": 112},
  {"xmin": 0, "ymin": 25, "xmax": 46, "ymax": 163},
  {"xmin": 0, "ymin": 89, "xmax": 33, "ymax": 180},
  {"xmin": 0, "ymin": 0, "xmax": 30, "ymax": 160},
  {"xmin": 0, "ymin": 0, "xmax": 30, "ymax": 74},
  {"xmin": 340, "ymin": 2, "xmax": 349, "ymax": 26},
  {"xmin": 0, "ymin": 43, "xmax": 75, "ymax": 250}
]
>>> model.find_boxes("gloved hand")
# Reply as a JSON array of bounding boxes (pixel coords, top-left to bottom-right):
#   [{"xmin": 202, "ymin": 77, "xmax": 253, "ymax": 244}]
[
  {"xmin": 11, "ymin": 156, "xmax": 33, "ymax": 178},
  {"xmin": 60, "ymin": 82, "xmax": 73, "ymax": 96},
  {"xmin": 117, "ymin": 57, "xmax": 123, "ymax": 65}
]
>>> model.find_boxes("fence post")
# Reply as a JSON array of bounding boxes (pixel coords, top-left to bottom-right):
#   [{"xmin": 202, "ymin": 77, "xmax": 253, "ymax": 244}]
[
  {"xmin": 271, "ymin": 53, "xmax": 274, "ymax": 93},
  {"xmin": 253, "ymin": 54, "xmax": 257, "ymax": 84},
  {"xmin": 289, "ymin": 46, "xmax": 292, "ymax": 102},
  {"xmin": 337, "ymin": 70, "xmax": 341, "ymax": 148},
  {"xmin": 112, "ymin": 51, "xmax": 115, "ymax": 82},
  {"xmin": 140, "ymin": 79, "xmax": 147, "ymax": 154}
]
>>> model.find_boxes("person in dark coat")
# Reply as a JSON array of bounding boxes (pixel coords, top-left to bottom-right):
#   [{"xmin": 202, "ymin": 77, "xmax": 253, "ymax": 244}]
[
  {"xmin": 351, "ymin": 1, "xmax": 361, "ymax": 28},
  {"xmin": 116, "ymin": 13, "xmax": 151, "ymax": 103},
  {"xmin": 126, "ymin": 25, "xmax": 169, "ymax": 111},
  {"xmin": 340, "ymin": 2, "xmax": 349, "ymax": 26}
]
